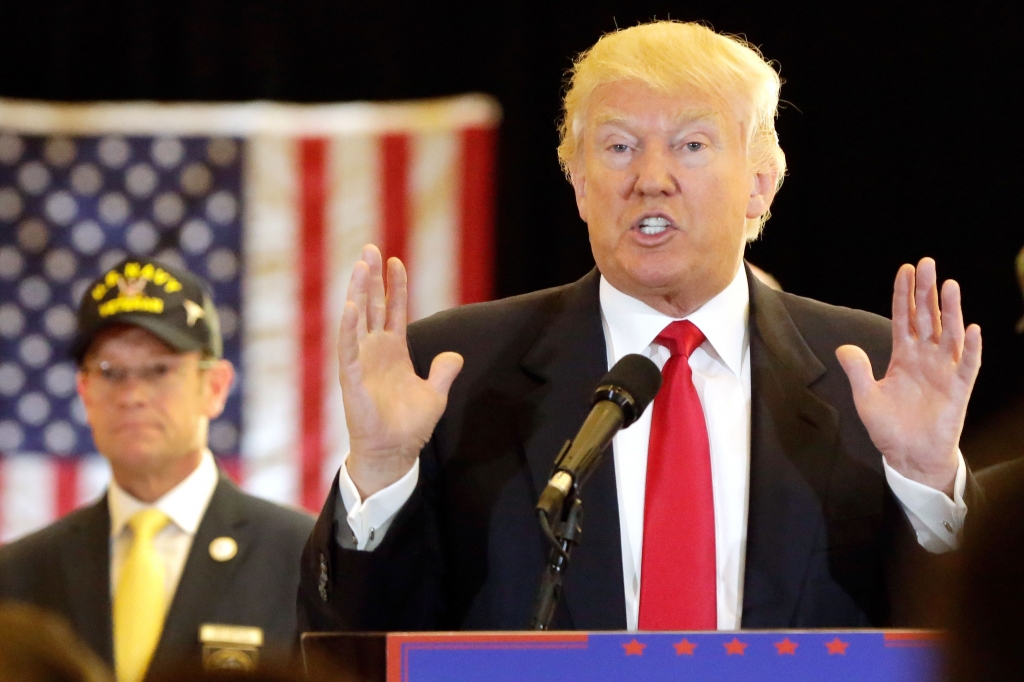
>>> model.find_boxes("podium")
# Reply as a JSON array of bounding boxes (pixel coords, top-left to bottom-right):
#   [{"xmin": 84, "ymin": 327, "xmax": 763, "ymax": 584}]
[{"xmin": 301, "ymin": 630, "xmax": 942, "ymax": 681}]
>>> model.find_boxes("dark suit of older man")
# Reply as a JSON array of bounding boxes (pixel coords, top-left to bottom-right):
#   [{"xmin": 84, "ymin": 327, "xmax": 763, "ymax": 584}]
[
  {"xmin": 0, "ymin": 474, "xmax": 313, "ymax": 671},
  {"xmin": 299, "ymin": 267, "xmax": 977, "ymax": 631}
]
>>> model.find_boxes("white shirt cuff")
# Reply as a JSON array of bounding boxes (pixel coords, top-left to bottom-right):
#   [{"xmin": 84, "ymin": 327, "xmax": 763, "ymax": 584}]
[
  {"xmin": 883, "ymin": 450, "xmax": 967, "ymax": 554},
  {"xmin": 337, "ymin": 452, "xmax": 419, "ymax": 551}
]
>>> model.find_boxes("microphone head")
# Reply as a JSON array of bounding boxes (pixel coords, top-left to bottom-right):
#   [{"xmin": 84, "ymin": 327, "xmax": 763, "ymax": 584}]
[{"xmin": 592, "ymin": 353, "xmax": 662, "ymax": 426}]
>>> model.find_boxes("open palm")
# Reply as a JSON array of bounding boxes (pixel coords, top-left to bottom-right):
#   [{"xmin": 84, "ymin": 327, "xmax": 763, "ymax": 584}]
[
  {"xmin": 836, "ymin": 258, "xmax": 981, "ymax": 495},
  {"xmin": 338, "ymin": 246, "xmax": 463, "ymax": 497}
]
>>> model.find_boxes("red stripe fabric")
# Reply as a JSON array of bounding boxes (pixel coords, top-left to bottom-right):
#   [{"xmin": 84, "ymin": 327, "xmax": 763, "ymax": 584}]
[
  {"xmin": 216, "ymin": 457, "xmax": 242, "ymax": 484},
  {"xmin": 299, "ymin": 138, "xmax": 328, "ymax": 512},
  {"xmin": 55, "ymin": 458, "xmax": 78, "ymax": 518},
  {"xmin": 458, "ymin": 127, "xmax": 496, "ymax": 304},
  {"xmin": 380, "ymin": 134, "xmax": 410, "ymax": 267}
]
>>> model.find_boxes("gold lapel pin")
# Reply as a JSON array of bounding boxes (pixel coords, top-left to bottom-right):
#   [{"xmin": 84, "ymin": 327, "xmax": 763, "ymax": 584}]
[{"xmin": 209, "ymin": 536, "xmax": 238, "ymax": 562}]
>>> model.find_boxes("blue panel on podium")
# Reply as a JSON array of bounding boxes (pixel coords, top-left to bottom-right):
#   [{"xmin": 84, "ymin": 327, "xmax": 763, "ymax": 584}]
[{"xmin": 385, "ymin": 630, "xmax": 941, "ymax": 682}]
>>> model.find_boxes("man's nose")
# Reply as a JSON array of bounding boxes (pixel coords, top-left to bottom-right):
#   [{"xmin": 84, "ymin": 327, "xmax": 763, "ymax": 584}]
[
  {"xmin": 113, "ymin": 376, "xmax": 151, "ymax": 406},
  {"xmin": 633, "ymin": 145, "xmax": 679, "ymax": 196}
]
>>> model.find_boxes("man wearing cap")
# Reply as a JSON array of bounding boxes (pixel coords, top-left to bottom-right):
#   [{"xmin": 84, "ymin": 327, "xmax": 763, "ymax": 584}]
[{"xmin": 0, "ymin": 257, "xmax": 314, "ymax": 681}]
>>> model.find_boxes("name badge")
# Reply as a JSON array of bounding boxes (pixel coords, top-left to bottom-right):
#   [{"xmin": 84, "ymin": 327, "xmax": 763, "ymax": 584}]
[{"xmin": 199, "ymin": 624, "xmax": 264, "ymax": 671}]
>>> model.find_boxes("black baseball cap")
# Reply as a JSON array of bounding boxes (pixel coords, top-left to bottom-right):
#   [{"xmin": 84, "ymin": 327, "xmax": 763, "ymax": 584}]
[{"xmin": 71, "ymin": 256, "xmax": 223, "ymax": 363}]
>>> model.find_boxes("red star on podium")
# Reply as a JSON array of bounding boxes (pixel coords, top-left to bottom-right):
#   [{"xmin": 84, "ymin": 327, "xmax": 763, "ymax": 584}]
[
  {"xmin": 774, "ymin": 637, "xmax": 798, "ymax": 655},
  {"xmin": 723, "ymin": 638, "xmax": 748, "ymax": 656},
  {"xmin": 825, "ymin": 637, "xmax": 850, "ymax": 655},
  {"xmin": 673, "ymin": 639, "xmax": 697, "ymax": 655},
  {"xmin": 623, "ymin": 639, "xmax": 646, "ymax": 656}
]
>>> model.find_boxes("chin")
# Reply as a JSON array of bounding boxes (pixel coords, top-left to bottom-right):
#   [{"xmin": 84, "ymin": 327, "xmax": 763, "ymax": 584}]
[{"xmin": 617, "ymin": 252, "xmax": 695, "ymax": 293}]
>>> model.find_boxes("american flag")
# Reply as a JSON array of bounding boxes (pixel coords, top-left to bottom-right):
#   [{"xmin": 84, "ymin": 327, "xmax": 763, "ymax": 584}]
[{"xmin": 0, "ymin": 96, "xmax": 500, "ymax": 541}]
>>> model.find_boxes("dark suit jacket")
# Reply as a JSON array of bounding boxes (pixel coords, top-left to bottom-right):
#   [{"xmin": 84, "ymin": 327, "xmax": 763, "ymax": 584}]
[
  {"xmin": 0, "ymin": 473, "xmax": 315, "ymax": 673},
  {"xmin": 299, "ymin": 267, "xmax": 976, "ymax": 632}
]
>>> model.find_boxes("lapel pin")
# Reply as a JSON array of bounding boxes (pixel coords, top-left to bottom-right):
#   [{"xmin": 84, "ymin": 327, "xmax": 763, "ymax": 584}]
[{"xmin": 209, "ymin": 536, "xmax": 238, "ymax": 562}]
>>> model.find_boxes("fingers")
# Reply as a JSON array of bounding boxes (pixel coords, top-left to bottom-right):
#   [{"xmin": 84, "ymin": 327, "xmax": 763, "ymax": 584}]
[
  {"xmin": 347, "ymin": 261, "xmax": 370, "ymax": 340},
  {"xmin": 835, "ymin": 344, "xmax": 876, "ymax": 400},
  {"xmin": 939, "ymin": 279, "xmax": 966, "ymax": 360},
  {"xmin": 891, "ymin": 263, "xmax": 914, "ymax": 344},
  {"xmin": 427, "ymin": 351, "xmax": 464, "ymax": 398},
  {"xmin": 385, "ymin": 257, "xmax": 409, "ymax": 333},
  {"xmin": 338, "ymin": 300, "xmax": 361, "ymax": 374},
  {"xmin": 958, "ymin": 323, "xmax": 983, "ymax": 384},
  {"xmin": 364, "ymin": 245, "xmax": 387, "ymax": 332},
  {"xmin": 914, "ymin": 257, "xmax": 941, "ymax": 342}
]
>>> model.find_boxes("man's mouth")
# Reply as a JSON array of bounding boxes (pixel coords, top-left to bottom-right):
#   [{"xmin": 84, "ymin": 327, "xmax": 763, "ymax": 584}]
[{"xmin": 636, "ymin": 216, "xmax": 673, "ymax": 236}]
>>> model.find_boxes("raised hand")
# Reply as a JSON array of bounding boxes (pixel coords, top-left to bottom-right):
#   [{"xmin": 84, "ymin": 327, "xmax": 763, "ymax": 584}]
[
  {"xmin": 836, "ymin": 258, "xmax": 982, "ymax": 496},
  {"xmin": 339, "ymin": 245, "xmax": 464, "ymax": 498}
]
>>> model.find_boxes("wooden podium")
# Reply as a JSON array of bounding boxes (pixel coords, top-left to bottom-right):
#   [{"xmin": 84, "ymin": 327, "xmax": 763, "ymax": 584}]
[{"xmin": 301, "ymin": 630, "xmax": 942, "ymax": 681}]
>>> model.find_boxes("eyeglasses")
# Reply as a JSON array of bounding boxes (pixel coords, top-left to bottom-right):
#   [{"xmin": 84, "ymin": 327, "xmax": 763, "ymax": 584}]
[{"xmin": 83, "ymin": 358, "xmax": 216, "ymax": 391}]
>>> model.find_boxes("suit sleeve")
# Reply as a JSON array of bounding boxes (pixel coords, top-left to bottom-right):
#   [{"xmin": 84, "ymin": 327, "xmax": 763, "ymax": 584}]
[
  {"xmin": 297, "ymin": 448, "xmax": 446, "ymax": 631},
  {"xmin": 297, "ymin": 337, "xmax": 448, "ymax": 632}
]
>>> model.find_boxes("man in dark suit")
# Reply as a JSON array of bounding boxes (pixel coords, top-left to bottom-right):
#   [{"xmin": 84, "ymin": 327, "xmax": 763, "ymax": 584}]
[
  {"xmin": 299, "ymin": 21, "xmax": 981, "ymax": 632},
  {"xmin": 0, "ymin": 257, "xmax": 314, "ymax": 680}
]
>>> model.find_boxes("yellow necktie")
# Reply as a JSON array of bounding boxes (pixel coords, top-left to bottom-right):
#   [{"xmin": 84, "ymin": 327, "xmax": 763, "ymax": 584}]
[{"xmin": 114, "ymin": 508, "xmax": 170, "ymax": 682}]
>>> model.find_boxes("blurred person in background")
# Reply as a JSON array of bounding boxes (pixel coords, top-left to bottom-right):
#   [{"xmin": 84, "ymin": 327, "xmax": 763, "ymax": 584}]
[
  {"xmin": 0, "ymin": 257, "xmax": 314, "ymax": 682},
  {"xmin": 0, "ymin": 602, "xmax": 112, "ymax": 682}
]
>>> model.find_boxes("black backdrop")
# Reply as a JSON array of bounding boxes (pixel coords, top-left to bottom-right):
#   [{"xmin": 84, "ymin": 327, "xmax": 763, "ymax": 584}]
[{"xmin": 2, "ymin": 1, "xmax": 1022, "ymax": 465}]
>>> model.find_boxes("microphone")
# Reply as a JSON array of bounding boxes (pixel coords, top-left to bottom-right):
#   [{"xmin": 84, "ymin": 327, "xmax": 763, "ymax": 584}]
[{"xmin": 536, "ymin": 354, "xmax": 662, "ymax": 521}]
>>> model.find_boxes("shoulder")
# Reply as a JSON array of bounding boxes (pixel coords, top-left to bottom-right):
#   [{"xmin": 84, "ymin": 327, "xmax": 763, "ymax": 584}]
[
  {"xmin": 0, "ymin": 503, "xmax": 101, "ymax": 574},
  {"xmin": 774, "ymin": 289, "xmax": 892, "ymax": 359},
  {"xmin": 406, "ymin": 271, "xmax": 600, "ymax": 368},
  {"xmin": 410, "ymin": 276, "xmax": 592, "ymax": 343}
]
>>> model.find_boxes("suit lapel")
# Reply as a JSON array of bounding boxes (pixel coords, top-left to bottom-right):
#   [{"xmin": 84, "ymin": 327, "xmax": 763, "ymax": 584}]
[
  {"xmin": 518, "ymin": 269, "xmax": 626, "ymax": 629},
  {"xmin": 60, "ymin": 496, "xmax": 115, "ymax": 667},
  {"xmin": 741, "ymin": 268, "xmax": 842, "ymax": 627},
  {"xmin": 151, "ymin": 474, "xmax": 250, "ymax": 666}
]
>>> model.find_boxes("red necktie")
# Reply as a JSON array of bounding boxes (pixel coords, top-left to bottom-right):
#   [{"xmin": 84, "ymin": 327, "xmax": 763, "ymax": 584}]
[{"xmin": 638, "ymin": 320, "xmax": 717, "ymax": 630}]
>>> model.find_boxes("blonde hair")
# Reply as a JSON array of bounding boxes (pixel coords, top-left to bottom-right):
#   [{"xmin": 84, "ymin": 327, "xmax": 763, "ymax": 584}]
[{"xmin": 557, "ymin": 21, "xmax": 787, "ymax": 239}]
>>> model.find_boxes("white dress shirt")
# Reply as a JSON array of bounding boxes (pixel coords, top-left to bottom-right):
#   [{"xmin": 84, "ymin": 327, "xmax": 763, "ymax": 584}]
[
  {"xmin": 107, "ymin": 449, "xmax": 219, "ymax": 599},
  {"xmin": 338, "ymin": 265, "xmax": 968, "ymax": 630}
]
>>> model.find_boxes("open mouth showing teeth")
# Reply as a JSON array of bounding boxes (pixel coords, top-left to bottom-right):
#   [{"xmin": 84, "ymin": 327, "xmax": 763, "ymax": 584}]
[{"xmin": 637, "ymin": 216, "xmax": 671, "ymax": 235}]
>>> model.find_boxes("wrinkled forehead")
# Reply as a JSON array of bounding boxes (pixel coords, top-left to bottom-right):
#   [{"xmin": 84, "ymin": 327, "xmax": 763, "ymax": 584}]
[
  {"xmin": 590, "ymin": 105, "xmax": 724, "ymax": 133},
  {"xmin": 581, "ymin": 81, "xmax": 751, "ymax": 142}
]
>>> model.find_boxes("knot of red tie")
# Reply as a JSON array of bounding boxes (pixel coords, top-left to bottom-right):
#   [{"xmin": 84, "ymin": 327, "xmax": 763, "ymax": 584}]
[{"xmin": 655, "ymin": 319, "xmax": 706, "ymax": 359}]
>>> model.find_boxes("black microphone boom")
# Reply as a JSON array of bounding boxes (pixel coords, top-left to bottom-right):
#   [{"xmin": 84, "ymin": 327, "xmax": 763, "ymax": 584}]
[{"xmin": 536, "ymin": 354, "xmax": 662, "ymax": 522}]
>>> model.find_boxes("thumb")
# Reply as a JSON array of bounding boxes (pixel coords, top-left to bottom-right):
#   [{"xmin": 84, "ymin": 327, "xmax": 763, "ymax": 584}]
[
  {"xmin": 427, "ymin": 351, "xmax": 464, "ymax": 397},
  {"xmin": 835, "ymin": 344, "xmax": 876, "ymax": 400}
]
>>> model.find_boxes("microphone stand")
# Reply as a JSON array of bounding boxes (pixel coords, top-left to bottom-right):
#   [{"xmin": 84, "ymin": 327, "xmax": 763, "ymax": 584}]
[{"xmin": 529, "ymin": 493, "xmax": 584, "ymax": 630}]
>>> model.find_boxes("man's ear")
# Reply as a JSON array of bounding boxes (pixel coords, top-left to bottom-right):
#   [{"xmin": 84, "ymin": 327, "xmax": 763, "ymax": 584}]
[
  {"xmin": 202, "ymin": 359, "xmax": 235, "ymax": 419},
  {"xmin": 746, "ymin": 168, "xmax": 779, "ymax": 221},
  {"xmin": 571, "ymin": 167, "xmax": 589, "ymax": 223},
  {"xmin": 76, "ymin": 369, "xmax": 91, "ymax": 408}
]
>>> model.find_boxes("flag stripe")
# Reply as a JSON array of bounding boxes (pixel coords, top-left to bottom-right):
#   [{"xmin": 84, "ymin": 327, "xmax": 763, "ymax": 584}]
[
  {"xmin": 299, "ymin": 138, "xmax": 329, "ymax": 511},
  {"xmin": 381, "ymin": 134, "xmax": 411, "ymax": 266},
  {"xmin": 408, "ymin": 131, "xmax": 459, "ymax": 320},
  {"xmin": 1, "ymin": 456, "xmax": 55, "ymax": 543},
  {"xmin": 55, "ymin": 459, "xmax": 78, "ymax": 518},
  {"xmin": 459, "ymin": 127, "xmax": 497, "ymax": 304},
  {"xmin": 240, "ymin": 136, "xmax": 301, "ymax": 507},
  {"xmin": 320, "ymin": 136, "xmax": 382, "ymax": 501}
]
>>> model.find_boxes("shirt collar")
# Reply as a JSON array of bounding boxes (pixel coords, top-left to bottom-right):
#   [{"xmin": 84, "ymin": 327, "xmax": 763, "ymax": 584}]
[
  {"xmin": 599, "ymin": 263, "xmax": 750, "ymax": 376},
  {"xmin": 108, "ymin": 449, "xmax": 219, "ymax": 538}
]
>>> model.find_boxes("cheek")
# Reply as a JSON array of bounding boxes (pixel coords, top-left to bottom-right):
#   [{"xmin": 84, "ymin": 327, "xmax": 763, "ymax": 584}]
[{"xmin": 692, "ymin": 173, "xmax": 749, "ymax": 226}]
